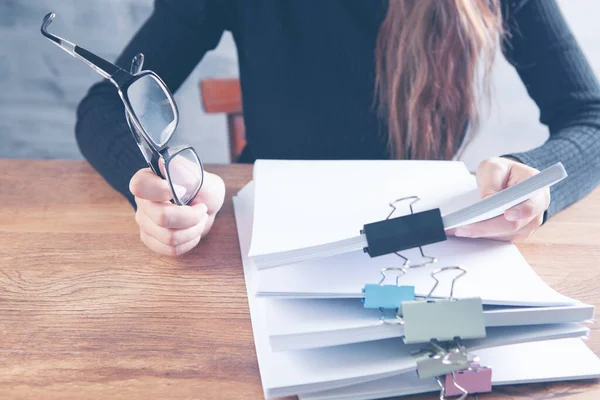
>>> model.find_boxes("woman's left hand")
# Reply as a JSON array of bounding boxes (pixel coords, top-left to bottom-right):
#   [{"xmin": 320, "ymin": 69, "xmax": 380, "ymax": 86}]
[{"xmin": 449, "ymin": 157, "xmax": 550, "ymax": 241}]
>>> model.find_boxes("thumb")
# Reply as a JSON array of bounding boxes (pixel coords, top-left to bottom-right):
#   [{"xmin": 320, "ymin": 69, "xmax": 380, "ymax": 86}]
[
  {"xmin": 476, "ymin": 157, "xmax": 512, "ymax": 199},
  {"xmin": 190, "ymin": 172, "xmax": 226, "ymax": 215},
  {"xmin": 129, "ymin": 168, "xmax": 173, "ymax": 202}
]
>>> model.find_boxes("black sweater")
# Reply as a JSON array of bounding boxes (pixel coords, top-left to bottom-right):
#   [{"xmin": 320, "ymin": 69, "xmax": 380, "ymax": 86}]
[{"xmin": 75, "ymin": 0, "xmax": 600, "ymax": 217}]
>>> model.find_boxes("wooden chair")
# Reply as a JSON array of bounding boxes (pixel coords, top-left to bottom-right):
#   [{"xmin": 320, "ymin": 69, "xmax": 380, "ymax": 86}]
[{"xmin": 199, "ymin": 78, "xmax": 246, "ymax": 162}]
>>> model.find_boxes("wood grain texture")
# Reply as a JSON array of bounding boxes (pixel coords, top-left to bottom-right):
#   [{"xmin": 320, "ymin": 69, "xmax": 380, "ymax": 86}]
[
  {"xmin": 0, "ymin": 160, "xmax": 599, "ymax": 400},
  {"xmin": 200, "ymin": 78, "xmax": 242, "ymax": 114},
  {"xmin": 227, "ymin": 114, "xmax": 247, "ymax": 162},
  {"xmin": 199, "ymin": 78, "xmax": 246, "ymax": 161}
]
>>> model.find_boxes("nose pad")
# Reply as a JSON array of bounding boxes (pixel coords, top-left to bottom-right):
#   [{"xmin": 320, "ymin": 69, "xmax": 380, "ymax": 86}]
[{"xmin": 130, "ymin": 53, "xmax": 145, "ymax": 74}]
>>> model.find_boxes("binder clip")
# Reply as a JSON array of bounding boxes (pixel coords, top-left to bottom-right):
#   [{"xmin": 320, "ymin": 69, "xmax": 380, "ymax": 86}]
[
  {"xmin": 361, "ymin": 198, "xmax": 436, "ymax": 324},
  {"xmin": 385, "ymin": 196, "xmax": 438, "ymax": 268},
  {"xmin": 441, "ymin": 363, "xmax": 493, "ymax": 398},
  {"xmin": 362, "ymin": 195, "xmax": 446, "ymax": 258},
  {"xmin": 401, "ymin": 266, "xmax": 486, "ymax": 344},
  {"xmin": 362, "ymin": 268, "xmax": 415, "ymax": 309},
  {"xmin": 412, "ymin": 337, "xmax": 479, "ymax": 379},
  {"xmin": 362, "ymin": 267, "xmax": 415, "ymax": 324}
]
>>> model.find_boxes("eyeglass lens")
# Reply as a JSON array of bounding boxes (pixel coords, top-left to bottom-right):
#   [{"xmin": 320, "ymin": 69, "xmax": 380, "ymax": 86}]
[
  {"xmin": 166, "ymin": 149, "xmax": 203, "ymax": 205},
  {"xmin": 127, "ymin": 75, "xmax": 176, "ymax": 147},
  {"xmin": 126, "ymin": 111, "xmax": 156, "ymax": 166}
]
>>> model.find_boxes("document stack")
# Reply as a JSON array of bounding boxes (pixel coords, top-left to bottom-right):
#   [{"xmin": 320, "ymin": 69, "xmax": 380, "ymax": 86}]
[{"xmin": 233, "ymin": 160, "xmax": 600, "ymax": 400}]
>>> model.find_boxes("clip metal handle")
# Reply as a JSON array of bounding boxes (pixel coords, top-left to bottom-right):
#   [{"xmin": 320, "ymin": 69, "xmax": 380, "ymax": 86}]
[{"xmin": 426, "ymin": 266, "xmax": 467, "ymax": 301}]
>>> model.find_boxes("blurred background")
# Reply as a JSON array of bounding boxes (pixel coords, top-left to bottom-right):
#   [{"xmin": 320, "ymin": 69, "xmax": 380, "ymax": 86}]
[{"xmin": 1, "ymin": 0, "xmax": 599, "ymax": 170}]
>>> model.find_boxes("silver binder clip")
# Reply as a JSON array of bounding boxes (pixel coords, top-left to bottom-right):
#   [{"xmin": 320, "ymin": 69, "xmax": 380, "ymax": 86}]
[
  {"xmin": 413, "ymin": 338, "xmax": 480, "ymax": 379},
  {"xmin": 401, "ymin": 266, "xmax": 486, "ymax": 344}
]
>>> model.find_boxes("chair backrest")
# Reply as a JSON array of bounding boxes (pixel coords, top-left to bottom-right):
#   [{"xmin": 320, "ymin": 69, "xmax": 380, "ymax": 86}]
[{"xmin": 199, "ymin": 78, "xmax": 245, "ymax": 162}]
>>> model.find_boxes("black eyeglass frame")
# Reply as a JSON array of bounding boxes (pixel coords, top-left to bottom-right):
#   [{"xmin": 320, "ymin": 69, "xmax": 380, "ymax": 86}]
[{"xmin": 40, "ymin": 12, "xmax": 204, "ymax": 205}]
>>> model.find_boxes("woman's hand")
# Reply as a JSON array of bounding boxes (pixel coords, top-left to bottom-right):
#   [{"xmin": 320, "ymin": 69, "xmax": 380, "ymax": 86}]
[
  {"xmin": 129, "ymin": 168, "xmax": 226, "ymax": 256},
  {"xmin": 449, "ymin": 157, "xmax": 550, "ymax": 241}
]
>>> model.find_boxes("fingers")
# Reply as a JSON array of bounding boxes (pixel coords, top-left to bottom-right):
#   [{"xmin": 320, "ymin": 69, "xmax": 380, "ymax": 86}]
[
  {"xmin": 130, "ymin": 167, "xmax": 225, "ymax": 214},
  {"xmin": 452, "ymin": 193, "xmax": 548, "ymax": 239},
  {"xmin": 463, "ymin": 157, "xmax": 550, "ymax": 242},
  {"xmin": 140, "ymin": 230, "xmax": 203, "ymax": 257},
  {"xmin": 504, "ymin": 190, "xmax": 550, "ymax": 221},
  {"xmin": 513, "ymin": 215, "xmax": 545, "ymax": 241},
  {"xmin": 130, "ymin": 168, "xmax": 173, "ymax": 202},
  {"xmin": 135, "ymin": 201, "xmax": 209, "ymax": 256},
  {"xmin": 452, "ymin": 194, "xmax": 547, "ymax": 240},
  {"xmin": 201, "ymin": 213, "xmax": 218, "ymax": 237},
  {"xmin": 192, "ymin": 171, "xmax": 226, "ymax": 215},
  {"xmin": 136, "ymin": 211, "xmax": 208, "ymax": 247},
  {"xmin": 453, "ymin": 214, "xmax": 531, "ymax": 238},
  {"xmin": 487, "ymin": 215, "xmax": 544, "ymax": 242},
  {"xmin": 131, "ymin": 166, "xmax": 226, "ymax": 257},
  {"xmin": 476, "ymin": 157, "xmax": 512, "ymax": 198},
  {"xmin": 136, "ymin": 198, "xmax": 208, "ymax": 229}
]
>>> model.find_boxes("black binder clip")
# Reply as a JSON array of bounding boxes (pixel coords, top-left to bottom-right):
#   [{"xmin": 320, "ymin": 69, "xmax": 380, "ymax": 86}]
[
  {"xmin": 361, "ymin": 197, "xmax": 438, "ymax": 324},
  {"xmin": 361, "ymin": 196, "xmax": 446, "ymax": 258}
]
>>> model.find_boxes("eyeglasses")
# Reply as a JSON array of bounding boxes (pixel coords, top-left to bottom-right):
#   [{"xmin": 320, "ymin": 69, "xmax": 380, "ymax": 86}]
[{"xmin": 40, "ymin": 12, "xmax": 204, "ymax": 206}]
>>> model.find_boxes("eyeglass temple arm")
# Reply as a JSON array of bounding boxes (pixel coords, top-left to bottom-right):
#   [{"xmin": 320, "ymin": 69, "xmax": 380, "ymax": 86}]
[{"xmin": 41, "ymin": 13, "xmax": 122, "ymax": 80}]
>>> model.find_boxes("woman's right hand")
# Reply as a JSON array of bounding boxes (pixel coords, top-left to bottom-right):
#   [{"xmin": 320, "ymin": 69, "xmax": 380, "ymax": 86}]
[{"xmin": 129, "ymin": 168, "xmax": 226, "ymax": 256}]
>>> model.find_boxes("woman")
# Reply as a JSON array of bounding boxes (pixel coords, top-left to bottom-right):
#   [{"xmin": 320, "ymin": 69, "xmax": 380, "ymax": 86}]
[{"xmin": 75, "ymin": 0, "xmax": 600, "ymax": 256}]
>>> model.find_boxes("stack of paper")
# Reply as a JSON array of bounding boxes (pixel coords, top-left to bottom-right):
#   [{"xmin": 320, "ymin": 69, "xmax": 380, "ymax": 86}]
[
  {"xmin": 300, "ymin": 339, "xmax": 600, "ymax": 400},
  {"xmin": 233, "ymin": 160, "xmax": 600, "ymax": 399}
]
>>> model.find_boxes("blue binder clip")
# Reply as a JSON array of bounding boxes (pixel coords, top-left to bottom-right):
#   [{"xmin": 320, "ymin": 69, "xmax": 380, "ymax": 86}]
[{"xmin": 362, "ymin": 268, "xmax": 415, "ymax": 309}]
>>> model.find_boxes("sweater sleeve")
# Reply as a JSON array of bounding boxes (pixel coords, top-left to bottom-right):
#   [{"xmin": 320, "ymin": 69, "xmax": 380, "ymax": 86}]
[
  {"xmin": 501, "ymin": 0, "xmax": 600, "ymax": 219},
  {"xmin": 75, "ymin": 0, "xmax": 231, "ymax": 208}
]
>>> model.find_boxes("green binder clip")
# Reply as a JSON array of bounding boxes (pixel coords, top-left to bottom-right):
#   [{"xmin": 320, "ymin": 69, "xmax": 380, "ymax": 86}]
[{"xmin": 401, "ymin": 266, "xmax": 486, "ymax": 344}]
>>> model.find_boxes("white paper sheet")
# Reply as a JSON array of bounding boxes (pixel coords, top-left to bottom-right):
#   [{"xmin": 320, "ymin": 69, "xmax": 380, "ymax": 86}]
[
  {"xmin": 265, "ymin": 297, "xmax": 594, "ymax": 351},
  {"xmin": 240, "ymin": 175, "xmax": 575, "ymax": 307},
  {"xmin": 300, "ymin": 338, "xmax": 600, "ymax": 400},
  {"xmin": 234, "ymin": 184, "xmax": 590, "ymax": 399},
  {"xmin": 255, "ymin": 237, "xmax": 575, "ymax": 305},
  {"xmin": 249, "ymin": 160, "xmax": 474, "ymax": 258}
]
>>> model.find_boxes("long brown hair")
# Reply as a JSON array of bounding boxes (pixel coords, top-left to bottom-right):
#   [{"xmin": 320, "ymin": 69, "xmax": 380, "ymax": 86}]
[{"xmin": 375, "ymin": 0, "xmax": 504, "ymax": 160}]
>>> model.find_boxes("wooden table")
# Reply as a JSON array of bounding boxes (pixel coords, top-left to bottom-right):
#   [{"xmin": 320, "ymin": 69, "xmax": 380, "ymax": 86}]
[{"xmin": 1, "ymin": 160, "xmax": 599, "ymax": 400}]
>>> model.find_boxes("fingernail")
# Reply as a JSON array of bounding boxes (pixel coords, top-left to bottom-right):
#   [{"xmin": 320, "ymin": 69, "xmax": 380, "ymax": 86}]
[
  {"xmin": 505, "ymin": 210, "xmax": 520, "ymax": 221},
  {"xmin": 454, "ymin": 228, "xmax": 471, "ymax": 237},
  {"xmin": 173, "ymin": 184, "xmax": 187, "ymax": 199}
]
